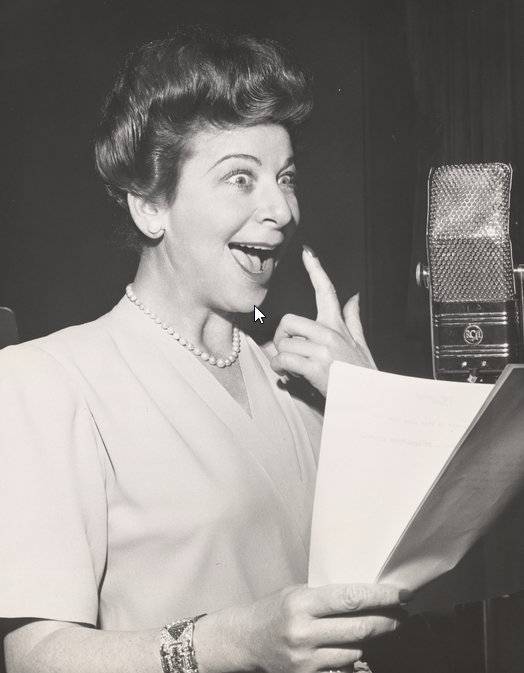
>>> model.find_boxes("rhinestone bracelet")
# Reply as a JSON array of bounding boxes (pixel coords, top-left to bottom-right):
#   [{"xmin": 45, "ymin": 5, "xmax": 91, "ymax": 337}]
[{"xmin": 160, "ymin": 615, "xmax": 206, "ymax": 673}]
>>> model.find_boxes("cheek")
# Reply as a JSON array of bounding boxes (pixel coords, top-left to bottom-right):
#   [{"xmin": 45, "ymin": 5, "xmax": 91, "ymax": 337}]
[
  {"xmin": 288, "ymin": 200, "xmax": 300, "ymax": 234},
  {"xmin": 175, "ymin": 208, "xmax": 229, "ymax": 247},
  {"xmin": 290, "ymin": 196, "xmax": 300, "ymax": 225}
]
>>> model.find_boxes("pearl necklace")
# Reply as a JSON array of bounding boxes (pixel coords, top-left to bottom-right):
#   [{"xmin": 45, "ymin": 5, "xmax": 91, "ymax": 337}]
[{"xmin": 125, "ymin": 284, "xmax": 240, "ymax": 367}]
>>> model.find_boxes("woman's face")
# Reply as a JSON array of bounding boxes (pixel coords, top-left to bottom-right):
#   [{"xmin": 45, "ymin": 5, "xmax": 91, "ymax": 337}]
[{"xmin": 158, "ymin": 123, "xmax": 299, "ymax": 314}]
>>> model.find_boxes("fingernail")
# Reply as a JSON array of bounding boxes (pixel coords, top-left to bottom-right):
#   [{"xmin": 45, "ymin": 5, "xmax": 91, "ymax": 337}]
[
  {"xmin": 303, "ymin": 245, "xmax": 317, "ymax": 258},
  {"xmin": 399, "ymin": 589, "xmax": 414, "ymax": 604}
]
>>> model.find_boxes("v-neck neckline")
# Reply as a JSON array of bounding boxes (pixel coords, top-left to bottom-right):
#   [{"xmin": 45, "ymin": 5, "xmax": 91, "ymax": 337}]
[
  {"xmin": 181, "ymin": 331, "xmax": 258, "ymax": 424},
  {"xmin": 121, "ymin": 297, "xmax": 257, "ymax": 423},
  {"xmin": 114, "ymin": 297, "xmax": 293, "ymax": 429},
  {"xmin": 109, "ymin": 297, "xmax": 320, "ymax": 530},
  {"xmin": 193, "ymin": 347, "xmax": 254, "ymax": 419}
]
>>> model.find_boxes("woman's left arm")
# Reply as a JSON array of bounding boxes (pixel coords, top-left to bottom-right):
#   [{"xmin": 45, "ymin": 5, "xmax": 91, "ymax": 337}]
[{"xmin": 271, "ymin": 246, "xmax": 376, "ymax": 396}]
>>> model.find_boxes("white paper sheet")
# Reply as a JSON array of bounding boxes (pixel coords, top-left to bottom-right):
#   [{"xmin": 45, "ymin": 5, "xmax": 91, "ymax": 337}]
[
  {"xmin": 309, "ymin": 362, "xmax": 492, "ymax": 590},
  {"xmin": 309, "ymin": 362, "xmax": 524, "ymax": 612}
]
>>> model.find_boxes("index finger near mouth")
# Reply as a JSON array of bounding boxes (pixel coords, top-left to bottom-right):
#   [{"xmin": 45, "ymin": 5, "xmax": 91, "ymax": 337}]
[
  {"xmin": 304, "ymin": 584, "xmax": 404, "ymax": 618},
  {"xmin": 302, "ymin": 248, "xmax": 342, "ymax": 327}
]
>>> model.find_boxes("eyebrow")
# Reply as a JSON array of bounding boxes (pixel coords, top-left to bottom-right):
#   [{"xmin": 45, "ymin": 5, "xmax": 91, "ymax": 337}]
[
  {"xmin": 208, "ymin": 153, "xmax": 296, "ymax": 172},
  {"xmin": 209, "ymin": 153, "xmax": 262, "ymax": 171}
]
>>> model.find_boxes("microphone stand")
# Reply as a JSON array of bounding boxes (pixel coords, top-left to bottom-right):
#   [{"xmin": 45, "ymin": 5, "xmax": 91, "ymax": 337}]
[{"xmin": 415, "ymin": 266, "xmax": 524, "ymax": 673}]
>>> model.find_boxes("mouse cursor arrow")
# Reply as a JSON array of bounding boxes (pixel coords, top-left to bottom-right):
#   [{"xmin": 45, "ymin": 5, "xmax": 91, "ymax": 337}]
[{"xmin": 254, "ymin": 306, "xmax": 265, "ymax": 324}]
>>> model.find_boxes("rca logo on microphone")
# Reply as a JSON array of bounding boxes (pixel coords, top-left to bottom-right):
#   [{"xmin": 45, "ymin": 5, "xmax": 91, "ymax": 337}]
[{"xmin": 463, "ymin": 325, "xmax": 484, "ymax": 345}]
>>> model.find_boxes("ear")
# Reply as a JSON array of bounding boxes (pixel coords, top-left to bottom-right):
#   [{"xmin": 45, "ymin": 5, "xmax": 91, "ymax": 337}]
[{"xmin": 127, "ymin": 193, "xmax": 166, "ymax": 240}]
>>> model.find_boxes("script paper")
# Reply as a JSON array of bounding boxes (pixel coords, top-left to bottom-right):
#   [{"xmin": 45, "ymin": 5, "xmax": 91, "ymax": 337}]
[{"xmin": 308, "ymin": 362, "xmax": 524, "ymax": 611}]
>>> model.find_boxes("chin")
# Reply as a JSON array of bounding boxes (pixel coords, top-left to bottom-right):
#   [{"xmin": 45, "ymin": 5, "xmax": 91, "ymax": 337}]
[{"xmin": 228, "ymin": 288, "xmax": 269, "ymax": 315}]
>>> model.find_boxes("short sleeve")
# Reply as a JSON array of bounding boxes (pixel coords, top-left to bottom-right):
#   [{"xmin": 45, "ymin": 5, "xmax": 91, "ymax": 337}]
[{"xmin": 0, "ymin": 344, "xmax": 108, "ymax": 625}]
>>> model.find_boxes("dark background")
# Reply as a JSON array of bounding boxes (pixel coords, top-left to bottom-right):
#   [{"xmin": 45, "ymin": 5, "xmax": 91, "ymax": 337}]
[{"xmin": 2, "ymin": 1, "xmax": 524, "ymax": 671}]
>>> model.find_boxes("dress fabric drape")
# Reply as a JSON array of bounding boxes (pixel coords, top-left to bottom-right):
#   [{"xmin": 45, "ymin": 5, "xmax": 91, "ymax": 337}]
[{"xmin": 0, "ymin": 297, "xmax": 321, "ymax": 630}]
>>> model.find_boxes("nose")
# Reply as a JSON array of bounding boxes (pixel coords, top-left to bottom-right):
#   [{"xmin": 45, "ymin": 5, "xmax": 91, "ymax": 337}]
[{"xmin": 254, "ymin": 180, "xmax": 297, "ymax": 229}]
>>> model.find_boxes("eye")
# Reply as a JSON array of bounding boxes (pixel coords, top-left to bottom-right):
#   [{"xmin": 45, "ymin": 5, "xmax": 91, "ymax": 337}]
[
  {"xmin": 278, "ymin": 171, "xmax": 297, "ymax": 191},
  {"xmin": 224, "ymin": 169, "xmax": 255, "ymax": 190}
]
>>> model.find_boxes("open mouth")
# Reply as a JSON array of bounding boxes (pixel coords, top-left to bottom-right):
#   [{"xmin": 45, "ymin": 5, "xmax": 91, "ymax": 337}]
[{"xmin": 228, "ymin": 243, "xmax": 277, "ymax": 274}]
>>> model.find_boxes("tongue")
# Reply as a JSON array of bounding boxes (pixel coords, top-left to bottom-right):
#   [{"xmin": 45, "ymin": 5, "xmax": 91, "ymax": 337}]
[{"xmin": 230, "ymin": 247, "xmax": 263, "ymax": 273}]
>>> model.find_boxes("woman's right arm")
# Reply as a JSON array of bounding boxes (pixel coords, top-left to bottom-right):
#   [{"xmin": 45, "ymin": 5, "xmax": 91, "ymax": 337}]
[
  {"xmin": 4, "ymin": 619, "xmax": 161, "ymax": 673},
  {"xmin": 5, "ymin": 583, "xmax": 406, "ymax": 673}
]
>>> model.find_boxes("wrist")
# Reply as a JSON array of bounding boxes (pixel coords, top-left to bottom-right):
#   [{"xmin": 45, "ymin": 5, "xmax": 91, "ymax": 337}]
[{"xmin": 192, "ymin": 605, "xmax": 259, "ymax": 673}]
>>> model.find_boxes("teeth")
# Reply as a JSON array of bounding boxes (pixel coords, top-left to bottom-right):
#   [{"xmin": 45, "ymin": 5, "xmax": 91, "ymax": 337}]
[{"xmin": 229, "ymin": 243, "xmax": 276, "ymax": 274}]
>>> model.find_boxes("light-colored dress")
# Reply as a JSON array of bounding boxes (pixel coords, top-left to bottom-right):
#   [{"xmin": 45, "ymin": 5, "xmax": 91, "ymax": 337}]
[{"xmin": 0, "ymin": 297, "xmax": 322, "ymax": 630}]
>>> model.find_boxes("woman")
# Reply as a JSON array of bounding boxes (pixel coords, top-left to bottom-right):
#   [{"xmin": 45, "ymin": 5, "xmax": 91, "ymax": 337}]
[{"xmin": 0, "ymin": 31, "xmax": 408, "ymax": 673}]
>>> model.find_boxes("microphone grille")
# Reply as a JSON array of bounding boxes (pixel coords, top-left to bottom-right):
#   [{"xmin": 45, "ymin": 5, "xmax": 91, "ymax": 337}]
[{"xmin": 427, "ymin": 163, "xmax": 514, "ymax": 302}]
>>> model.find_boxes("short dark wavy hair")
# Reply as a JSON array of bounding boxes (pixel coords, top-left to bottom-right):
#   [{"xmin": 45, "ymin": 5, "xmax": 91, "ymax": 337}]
[{"xmin": 94, "ymin": 29, "xmax": 313, "ymax": 249}]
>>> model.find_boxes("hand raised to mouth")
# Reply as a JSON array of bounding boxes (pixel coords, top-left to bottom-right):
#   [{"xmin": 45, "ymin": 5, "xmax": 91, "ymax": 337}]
[{"xmin": 270, "ymin": 245, "xmax": 376, "ymax": 397}]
